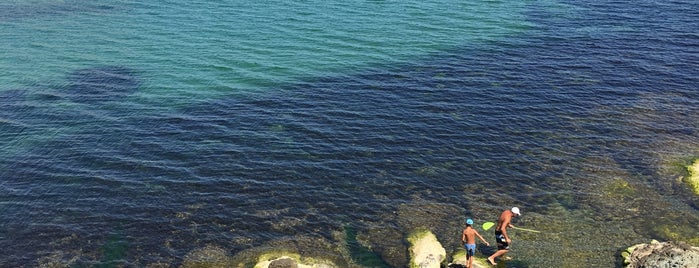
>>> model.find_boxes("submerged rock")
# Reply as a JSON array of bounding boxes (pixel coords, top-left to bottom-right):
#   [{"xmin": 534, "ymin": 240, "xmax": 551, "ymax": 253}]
[
  {"xmin": 686, "ymin": 159, "xmax": 699, "ymax": 196},
  {"xmin": 181, "ymin": 245, "xmax": 231, "ymax": 268},
  {"xmin": 407, "ymin": 229, "xmax": 446, "ymax": 268},
  {"xmin": 268, "ymin": 257, "xmax": 298, "ymax": 268},
  {"xmin": 253, "ymin": 253, "xmax": 337, "ymax": 268},
  {"xmin": 227, "ymin": 235, "xmax": 351, "ymax": 268},
  {"xmin": 622, "ymin": 240, "xmax": 699, "ymax": 268}
]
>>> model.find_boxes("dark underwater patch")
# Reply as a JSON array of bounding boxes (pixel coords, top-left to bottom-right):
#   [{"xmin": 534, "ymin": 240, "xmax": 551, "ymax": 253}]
[
  {"xmin": 0, "ymin": 90, "xmax": 31, "ymax": 138},
  {"xmin": 0, "ymin": 89, "xmax": 27, "ymax": 104},
  {"xmin": 63, "ymin": 66, "xmax": 140, "ymax": 103}
]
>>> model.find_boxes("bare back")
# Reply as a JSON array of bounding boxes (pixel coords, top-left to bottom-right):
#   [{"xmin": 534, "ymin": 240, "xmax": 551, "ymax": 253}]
[
  {"xmin": 495, "ymin": 210, "xmax": 513, "ymax": 233},
  {"xmin": 462, "ymin": 226, "xmax": 478, "ymax": 244}
]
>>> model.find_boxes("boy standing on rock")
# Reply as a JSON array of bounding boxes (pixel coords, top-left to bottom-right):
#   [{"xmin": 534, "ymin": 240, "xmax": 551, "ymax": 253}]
[{"xmin": 462, "ymin": 218, "xmax": 490, "ymax": 268}]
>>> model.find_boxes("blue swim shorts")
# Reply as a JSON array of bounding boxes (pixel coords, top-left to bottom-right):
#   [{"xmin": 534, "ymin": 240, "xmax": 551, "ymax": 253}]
[{"xmin": 464, "ymin": 244, "xmax": 476, "ymax": 258}]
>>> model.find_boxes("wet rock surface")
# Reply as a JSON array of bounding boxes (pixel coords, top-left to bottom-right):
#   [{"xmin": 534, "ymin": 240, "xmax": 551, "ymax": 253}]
[
  {"xmin": 268, "ymin": 257, "xmax": 298, "ymax": 268},
  {"xmin": 623, "ymin": 240, "xmax": 699, "ymax": 268}
]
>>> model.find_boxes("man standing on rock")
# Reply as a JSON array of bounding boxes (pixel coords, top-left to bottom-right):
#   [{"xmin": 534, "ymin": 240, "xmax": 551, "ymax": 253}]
[{"xmin": 487, "ymin": 207, "xmax": 520, "ymax": 266}]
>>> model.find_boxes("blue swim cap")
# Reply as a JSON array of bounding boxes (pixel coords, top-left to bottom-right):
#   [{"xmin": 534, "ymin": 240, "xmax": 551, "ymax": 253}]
[{"xmin": 466, "ymin": 218, "xmax": 474, "ymax": 225}]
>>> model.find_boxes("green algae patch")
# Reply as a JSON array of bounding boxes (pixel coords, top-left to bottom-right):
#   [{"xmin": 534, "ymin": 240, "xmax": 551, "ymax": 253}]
[
  {"xmin": 98, "ymin": 234, "xmax": 129, "ymax": 267},
  {"xmin": 685, "ymin": 159, "xmax": 699, "ymax": 196},
  {"xmin": 451, "ymin": 248, "xmax": 489, "ymax": 268},
  {"xmin": 604, "ymin": 177, "xmax": 636, "ymax": 198},
  {"xmin": 344, "ymin": 225, "xmax": 389, "ymax": 267},
  {"xmin": 652, "ymin": 224, "xmax": 699, "ymax": 247},
  {"xmin": 406, "ymin": 228, "xmax": 446, "ymax": 268},
  {"xmin": 621, "ymin": 242, "xmax": 652, "ymax": 265},
  {"xmin": 621, "ymin": 240, "xmax": 658, "ymax": 266},
  {"xmin": 452, "ymin": 249, "xmax": 466, "ymax": 264}
]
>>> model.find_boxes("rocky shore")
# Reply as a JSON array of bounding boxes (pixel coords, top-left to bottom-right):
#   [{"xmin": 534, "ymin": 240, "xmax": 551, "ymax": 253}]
[
  {"xmin": 177, "ymin": 237, "xmax": 699, "ymax": 268},
  {"xmin": 176, "ymin": 229, "xmax": 492, "ymax": 268},
  {"xmin": 621, "ymin": 240, "xmax": 699, "ymax": 268}
]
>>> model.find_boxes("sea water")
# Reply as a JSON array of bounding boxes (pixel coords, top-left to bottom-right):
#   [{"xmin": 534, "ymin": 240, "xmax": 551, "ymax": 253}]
[{"xmin": 1, "ymin": 0, "xmax": 698, "ymax": 267}]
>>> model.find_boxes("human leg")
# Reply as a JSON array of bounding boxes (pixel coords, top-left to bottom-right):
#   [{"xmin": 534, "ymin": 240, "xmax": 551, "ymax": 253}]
[
  {"xmin": 489, "ymin": 233, "xmax": 510, "ymax": 265},
  {"xmin": 487, "ymin": 249, "xmax": 508, "ymax": 265},
  {"xmin": 465, "ymin": 244, "xmax": 476, "ymax": 268}
]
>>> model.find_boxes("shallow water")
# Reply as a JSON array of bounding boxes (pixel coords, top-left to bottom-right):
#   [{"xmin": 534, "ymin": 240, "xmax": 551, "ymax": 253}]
[{"xmin": 1, "ymin": 0, "xmax": 698, "ymax": 267}]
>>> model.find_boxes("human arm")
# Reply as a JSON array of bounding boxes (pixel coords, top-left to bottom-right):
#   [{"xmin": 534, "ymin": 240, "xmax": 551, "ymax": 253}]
[
  {"xmin": 461, "ymin": 229, "xmax": 467, "ymax": 245},
  {"xmin": 475, "ymin": 230, "xmax": 490, "ymax": 246},
  {"xmin": 502, "ymin": 217, "xmax": 512, "ymax": 244}
]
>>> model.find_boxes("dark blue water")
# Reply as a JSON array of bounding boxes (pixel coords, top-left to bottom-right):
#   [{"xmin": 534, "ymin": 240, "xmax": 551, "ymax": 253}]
[{"xmin": 1, "ymin": 1, "xmax": 698, "ymax": 267}]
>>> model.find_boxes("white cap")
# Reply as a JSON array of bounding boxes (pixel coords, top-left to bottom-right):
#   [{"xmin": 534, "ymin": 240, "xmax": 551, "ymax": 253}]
[{"xmin": 511, "ymin": 207, "xmax": 521, "ymax": 216}]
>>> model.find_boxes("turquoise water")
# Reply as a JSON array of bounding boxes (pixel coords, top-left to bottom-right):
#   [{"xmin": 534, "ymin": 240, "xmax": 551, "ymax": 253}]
[
  {"xmin": 2, "ymin": 0, "xmax": 699, "ymax": 267},
  {"xmin": 1, "ymin": 0, "xmax": 530, "ymax": 101}
]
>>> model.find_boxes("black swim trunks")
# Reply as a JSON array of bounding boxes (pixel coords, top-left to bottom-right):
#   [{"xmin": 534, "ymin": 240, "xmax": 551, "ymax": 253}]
[{"xmin": 495, "ymin": 230, "xmax": 510, "ymax": 250}]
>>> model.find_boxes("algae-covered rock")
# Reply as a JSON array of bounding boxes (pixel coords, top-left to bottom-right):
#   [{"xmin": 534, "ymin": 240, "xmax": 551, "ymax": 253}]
[
  {"xmin": 604, "ymin": 177, "xmax": 636, "ymax": 198},
  {"xmin": 228, "ymin": 235, "xmax": 354, "ymax": 268},
  {"xmin": 181, "ymin": 245, "xmax": 231, "ymax": 268},
  {"xmin": 268, "ymin": 257, "xmax": 298, "ymax": 268},
  {"xmin": 685, "ymin": 159, "xmax": 699, "ymax": 195},
  {"xmin": 622, "ymin": 240, "xmax": 699, "ymax": 268},
  {"xmin": 449, "ymin": 248, "xmax": 488, "ymax": 268},
  {"xmin": 407, "ymin": 229, "xmax": 446, "ymax": 268},
  {"xmin": 253, "ymin": 253, "xmax": 337, "ymax": 268},
  {"xmin": 621, "ymin": 241, "xmax": 653, "ymax": 265},
  {"xmin": 254, "ymin": 253, "xmax": 300, "ymax": 268},
  {"xmin": 451, "ymin": 249, "xmax": 467, "ymax": 266}
]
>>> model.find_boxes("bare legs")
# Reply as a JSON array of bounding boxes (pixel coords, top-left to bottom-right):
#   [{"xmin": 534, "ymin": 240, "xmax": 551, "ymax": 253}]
[{"xmin": 488, "ymin": 249, "xmax": 508, "ymax": 265}]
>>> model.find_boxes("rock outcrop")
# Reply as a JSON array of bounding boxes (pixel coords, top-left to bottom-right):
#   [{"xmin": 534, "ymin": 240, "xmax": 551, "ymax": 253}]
[
  {"xmin": 622, "ymin": 240, "xmax": 699, "ymax": 268},
  {"xmin": 407, "ymin": 229, "xmax": 446, "ymax": 268},
  {"xmin": 254, "ymin": 255, "xmax": 336, "ymax": 268}
]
